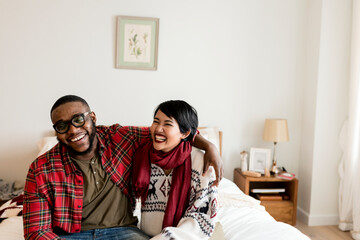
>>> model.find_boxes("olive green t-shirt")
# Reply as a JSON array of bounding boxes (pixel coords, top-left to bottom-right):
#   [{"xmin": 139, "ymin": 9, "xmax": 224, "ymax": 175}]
[{"xmin": 72, "ymin": 154, "xmax": 137, "ymax": 231}]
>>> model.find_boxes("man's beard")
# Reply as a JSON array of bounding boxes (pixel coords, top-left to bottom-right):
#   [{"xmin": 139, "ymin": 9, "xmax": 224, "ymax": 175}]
[{"xmin": 65, "ymin": 121, "xmax": 97, "ymax": 156}]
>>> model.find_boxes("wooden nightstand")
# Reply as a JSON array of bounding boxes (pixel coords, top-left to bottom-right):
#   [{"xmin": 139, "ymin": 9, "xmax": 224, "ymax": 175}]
[{"xmin": 233, "ymin": 168, "xmax": 298, "ymax": 225}]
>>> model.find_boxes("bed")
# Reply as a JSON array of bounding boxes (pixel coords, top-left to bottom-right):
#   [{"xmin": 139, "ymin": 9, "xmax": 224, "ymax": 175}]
[{"xmin": 0, "ymin": 127, "xmax": 310, "ymax": 240}]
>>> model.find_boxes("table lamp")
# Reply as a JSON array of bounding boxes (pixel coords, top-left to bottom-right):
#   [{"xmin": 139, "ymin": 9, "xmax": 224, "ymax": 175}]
[{"xmin": 263, "ymin": 119, "xmax": 289, "ymax": 173}]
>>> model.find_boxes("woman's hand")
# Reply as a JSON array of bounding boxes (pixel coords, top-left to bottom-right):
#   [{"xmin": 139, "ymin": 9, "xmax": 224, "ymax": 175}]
[{"xmin": 193, "ymin": 134, "xmax": 224, "ymax": 186}]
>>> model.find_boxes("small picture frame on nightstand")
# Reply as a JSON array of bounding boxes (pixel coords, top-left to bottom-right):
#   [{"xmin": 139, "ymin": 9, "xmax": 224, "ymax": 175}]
[{"xmin": 249, "ymin": 148, "xmax": 272, "ymax": 174}]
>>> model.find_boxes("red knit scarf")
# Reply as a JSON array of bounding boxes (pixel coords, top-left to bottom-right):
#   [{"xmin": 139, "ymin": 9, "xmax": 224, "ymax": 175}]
[{"xmin": 132, "ymin": 139, "xmax": 192, "ymax": 228}]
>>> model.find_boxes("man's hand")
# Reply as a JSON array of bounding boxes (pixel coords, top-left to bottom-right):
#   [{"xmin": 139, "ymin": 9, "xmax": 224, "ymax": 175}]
[
  {"xmin": 193, "ymin": 134, "xmax": 224, "ymax": 186},
  {"xmin": 202, "ymin": 143, "xmax": 223, "ymax": 187}
]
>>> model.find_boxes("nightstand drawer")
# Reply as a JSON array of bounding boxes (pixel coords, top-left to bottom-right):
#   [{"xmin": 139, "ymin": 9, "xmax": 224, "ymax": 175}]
[{"xmin": 261, "ymin": 200, "xmax": 293, "ymax": 224}]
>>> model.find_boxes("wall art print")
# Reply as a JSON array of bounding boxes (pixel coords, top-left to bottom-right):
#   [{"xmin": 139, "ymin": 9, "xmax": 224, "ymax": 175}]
[{"xmin": 116, "ymin": 16, "xmax": 159, "ymax": 70}]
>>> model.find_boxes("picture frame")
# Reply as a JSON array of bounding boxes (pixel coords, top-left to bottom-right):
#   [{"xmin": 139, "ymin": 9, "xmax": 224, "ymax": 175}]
[
  {"xmin": 116, "ymin": 16, "xmax": 159, "ymax": 70},
  {"xmin": 249, "ymin": 148, "xmax": 272, "ymax": 174}
]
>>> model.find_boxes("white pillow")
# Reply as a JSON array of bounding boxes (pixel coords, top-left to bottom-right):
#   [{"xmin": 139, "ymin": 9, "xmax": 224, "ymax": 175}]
[
  {"xmin": 198, "ymin": 127, "xmax": 220, "ymax": 152},
  {"xmin": 37, "ymin": 137, "xmax": 58, "ymax": 157},
  {"xmin": 0, "ymin": 216, "xmax": 24, "ymax": 240}
]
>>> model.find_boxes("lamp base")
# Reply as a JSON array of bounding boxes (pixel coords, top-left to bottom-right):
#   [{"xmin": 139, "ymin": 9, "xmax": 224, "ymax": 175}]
[{"xmin": 271, "ymin": 161, "xmax": 280, "ymax": 174}]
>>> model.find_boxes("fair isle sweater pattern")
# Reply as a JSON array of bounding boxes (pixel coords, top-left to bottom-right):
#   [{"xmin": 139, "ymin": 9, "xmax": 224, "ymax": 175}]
[{"xmin": 139, "ymin": 149, "xmax": 218, "ymax": 240}]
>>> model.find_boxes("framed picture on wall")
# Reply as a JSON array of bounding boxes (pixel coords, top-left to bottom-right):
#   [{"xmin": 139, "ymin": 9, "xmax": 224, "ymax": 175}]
[
  {"xmin": 116, "ymin": 16, "xmax": 159, "ymax": 70},
  {"xmin": 249, "ymin": 148, "xmax": 272, "ymax": 174}
]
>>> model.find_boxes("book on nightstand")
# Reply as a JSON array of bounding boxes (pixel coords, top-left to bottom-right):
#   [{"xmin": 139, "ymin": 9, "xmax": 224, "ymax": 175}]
[
  {"xmin": 251, "ymin": 188, "xmax": 285, "ymax": 193},
  {"xmin": 276, "ymin": 172, "xmax": 295, "ymax": 180},
  {"xmin": 256, "ymin": 194, "xmax": 283, "ymax": 201}
]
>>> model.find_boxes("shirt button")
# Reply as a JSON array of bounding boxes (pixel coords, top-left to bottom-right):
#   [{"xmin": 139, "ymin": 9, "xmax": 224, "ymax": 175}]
[
  {"xmin": 78, "ymin": 205, "xmax": 81, "ymax": 208},
  {"xmin": 93, "ymin": 171, "xmax": 96, "ymax": 175},
  {"xmin": 75, "ymin": 229, "xmax": 80, "ymax": 232},
  {"xmin": 78, "ymin": 180, "xmax": 82, "ymax": 183},
  {"xmin": 96, "ymin": 182, "xmax": 99, "ymax": 185}
]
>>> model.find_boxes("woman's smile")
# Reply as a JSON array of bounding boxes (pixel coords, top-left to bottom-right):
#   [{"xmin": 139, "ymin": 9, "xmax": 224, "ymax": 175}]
[{"xmin": 150, "ymin": 110, "xmax": 187, "ymax": 152}]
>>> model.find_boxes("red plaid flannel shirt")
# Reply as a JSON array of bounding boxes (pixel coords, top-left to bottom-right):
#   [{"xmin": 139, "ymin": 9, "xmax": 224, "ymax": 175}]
[{"xmin": 23, "ymin": 125, "xmax": 150, "ymax": 240}]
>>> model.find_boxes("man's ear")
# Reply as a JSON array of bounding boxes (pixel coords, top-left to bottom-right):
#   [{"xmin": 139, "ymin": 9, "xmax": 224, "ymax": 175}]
[
  {"xmin": 181, "ymin": 130, "xmax": 191, "ymax": 140},
  {"xmin": 90, "ymin": 111, "xmax": 97, "ymax": 124}
]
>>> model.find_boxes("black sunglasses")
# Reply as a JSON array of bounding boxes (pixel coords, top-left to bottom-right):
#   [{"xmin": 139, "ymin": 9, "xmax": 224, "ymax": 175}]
[{"xmin": 53, "ymin": 112, "xmax": 92, "ymax": 134}]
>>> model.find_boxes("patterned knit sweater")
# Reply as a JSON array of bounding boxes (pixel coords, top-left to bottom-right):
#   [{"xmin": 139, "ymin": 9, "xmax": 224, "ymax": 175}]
[{"xmin": 138, "ymin": 148, "xmax": 218, "ymax": 240}]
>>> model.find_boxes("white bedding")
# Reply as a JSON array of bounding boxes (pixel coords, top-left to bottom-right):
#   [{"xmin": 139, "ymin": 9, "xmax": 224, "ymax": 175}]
[
  {"xmin": 0, "ymin": 178, "xmax": 309, "ymax": 240},
  {"xmin": 216, "ymin": 178, "xmax": 310, "ymax": 240}
]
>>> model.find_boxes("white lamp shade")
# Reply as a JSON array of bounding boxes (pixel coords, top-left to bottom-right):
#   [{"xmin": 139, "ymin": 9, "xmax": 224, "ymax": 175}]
[{"xmin": 263, "ymin": 119, "xmax": 289, "ymax": 142}]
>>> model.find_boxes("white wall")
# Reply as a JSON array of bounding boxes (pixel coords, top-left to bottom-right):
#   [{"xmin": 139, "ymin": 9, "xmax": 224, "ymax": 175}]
[
  {"xmin": 0, "ymin": 0, "xmax": 349, "ymax": 226},
  {"xmin": 298, "ymin": 0, "xmax": 322, "ymax": 218},
  {"xmin": 310, "ymin": 0, "xmax": 350, "ymax": 225},
  {"xmin": 0, "ymin": 0, "xmax": 307, "ymax": 181},
  {"xmin": 297, "ymin": 0, "xmax": 351, "ymax": 226}
]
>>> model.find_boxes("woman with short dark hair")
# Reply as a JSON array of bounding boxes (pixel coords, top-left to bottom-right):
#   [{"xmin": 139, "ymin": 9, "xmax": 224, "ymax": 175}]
[{"xmin": 132, "ymin": 100, "xmax": 218, "ymax": 240}]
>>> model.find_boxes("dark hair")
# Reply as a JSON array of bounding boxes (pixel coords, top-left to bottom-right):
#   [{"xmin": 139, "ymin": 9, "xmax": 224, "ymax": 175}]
[
  {"xmin": 50, "ymin": 95, "xmax": 90, "ymax": 115},
  {"xmin": 154, "ymin": 100, "xmax": 198, "ymax": 141}
]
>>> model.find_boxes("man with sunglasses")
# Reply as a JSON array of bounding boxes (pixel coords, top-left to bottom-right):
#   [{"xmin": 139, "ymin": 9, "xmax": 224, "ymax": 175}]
[{"xmin": 23, "ymin": 95, "xmax": 223, "ymax": 240}]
